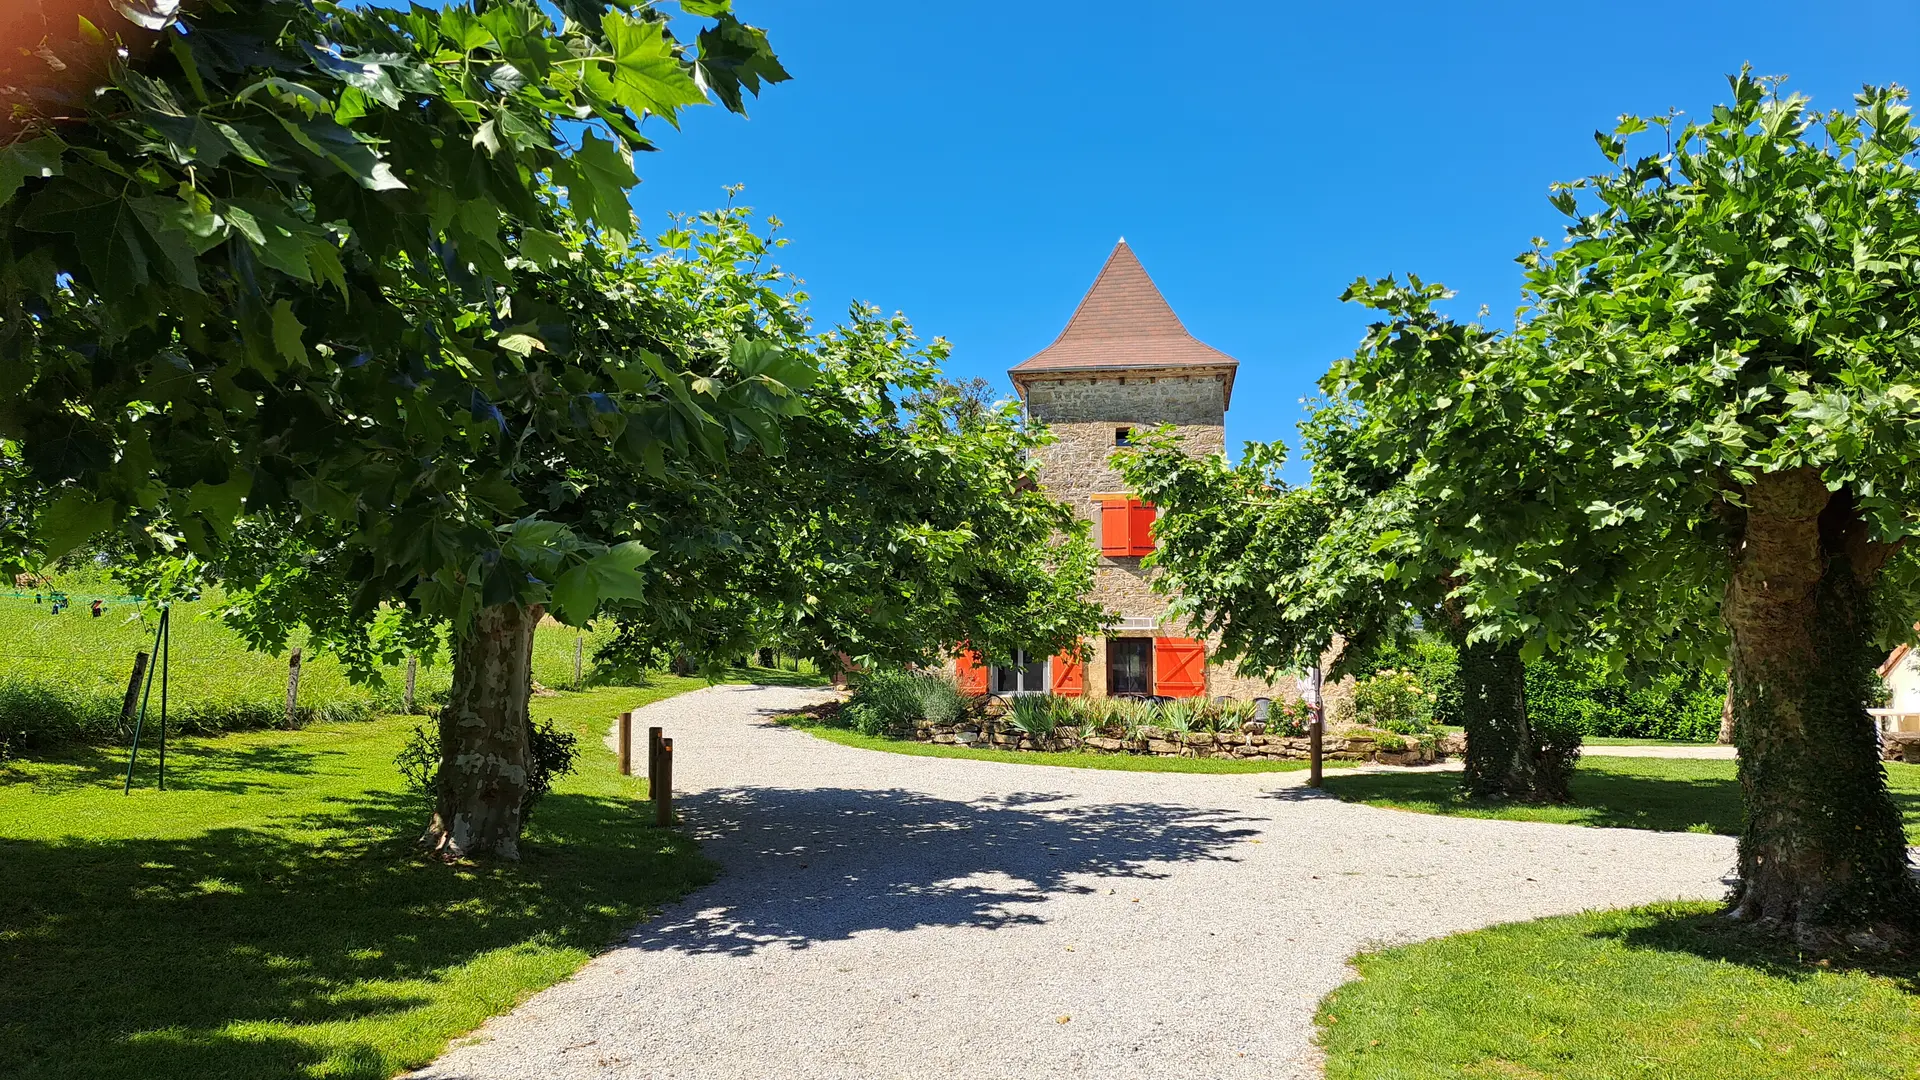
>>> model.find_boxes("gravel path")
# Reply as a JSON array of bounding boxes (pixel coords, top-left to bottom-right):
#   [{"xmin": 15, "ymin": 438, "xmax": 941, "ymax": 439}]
[{"xmin": 414, "ymin": 684, "xmax": 1736, "ymax": 1080}]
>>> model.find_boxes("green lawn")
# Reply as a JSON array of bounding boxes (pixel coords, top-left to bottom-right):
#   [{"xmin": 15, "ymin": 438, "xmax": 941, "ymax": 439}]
[
  {"xmin": 1322, "ymin": 756, "xmax": 1920, "ymax": 841},
  {"xmin": 1319, "ymin": 902, "xmax": 1920, "ymax": 1079},
  {"xmin": 0, "ymin": 675, "xmax": 766, "ymax": 1080},
  {"xmin": 776, "ymin": 714, "xmax": 1363, "ymax": 775}
]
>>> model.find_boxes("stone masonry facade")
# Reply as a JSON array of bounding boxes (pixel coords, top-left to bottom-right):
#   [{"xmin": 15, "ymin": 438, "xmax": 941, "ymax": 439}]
[{"xmin": 978, "ymin": 239, "xmax": 1297, "ymax": 703}]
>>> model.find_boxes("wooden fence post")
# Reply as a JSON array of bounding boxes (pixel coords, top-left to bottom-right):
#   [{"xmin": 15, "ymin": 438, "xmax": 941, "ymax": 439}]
[
  {"xmin": 654, "ymin": 737, "xmax": 673, "ymax": 827},
  {"xmin": 573, "ymin": 632, "xmax": 584, "ymax": 688},
  {"xmin": 404, "ymin": 655, "xmax": 418, "ymax": 713},
  {"xmin": 120, "ymin": 651, "xmax": 150, "ymax": 726},
  {"xmin": 285, "ymin": 648, "xmax": 303, "ymax": 728},
  {"xmin": 618, "ymin": 711, "xmax": 633, "ymax": 776}
]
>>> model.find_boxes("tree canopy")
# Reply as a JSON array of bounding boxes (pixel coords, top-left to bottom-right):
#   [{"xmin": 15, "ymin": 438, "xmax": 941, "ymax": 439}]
[{"xmin": 1318, "ymin": 73, "xmax": 1920, "ymax": 944}]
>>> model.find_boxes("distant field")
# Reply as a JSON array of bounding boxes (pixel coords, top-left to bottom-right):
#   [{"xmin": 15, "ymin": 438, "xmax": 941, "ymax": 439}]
[{"xmin": 0, "ymin": 594, "xmax": 623, "ymax": 749}]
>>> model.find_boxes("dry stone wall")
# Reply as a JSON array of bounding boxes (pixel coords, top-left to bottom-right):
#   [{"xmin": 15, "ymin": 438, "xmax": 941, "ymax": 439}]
[{"xmin": 912, "ymin": 717, "xmax": 1445, "ymax": 767}]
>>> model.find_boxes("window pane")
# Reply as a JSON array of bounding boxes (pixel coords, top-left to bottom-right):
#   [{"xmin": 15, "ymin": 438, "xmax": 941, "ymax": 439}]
[
  {"xmin": 992, "ymin": 665, "xmax": 1018, "ymax": 694},
  {"xmin": 1108, "ymin": 637, "xmax": 1152, "ymax": 695},
  {"xmin": 1020, "ymin": 653, "xmax": 1048, "ymax": 693}
]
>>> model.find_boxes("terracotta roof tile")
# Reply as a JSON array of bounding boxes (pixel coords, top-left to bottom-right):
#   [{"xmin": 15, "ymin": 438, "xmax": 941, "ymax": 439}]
[{"xmin": 1010, "ymin": 240, "xmax": 1240, "ymax": 393}]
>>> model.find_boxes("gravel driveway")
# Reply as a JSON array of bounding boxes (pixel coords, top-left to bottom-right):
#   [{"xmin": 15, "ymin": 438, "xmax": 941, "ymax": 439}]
[{"xmin": 414, "ymin": 684, "xmax": 1735, "ymax": 1080}]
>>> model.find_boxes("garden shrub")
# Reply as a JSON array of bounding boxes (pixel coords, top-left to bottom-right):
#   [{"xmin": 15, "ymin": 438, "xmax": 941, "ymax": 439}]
[
  {"xmin": 1351, "ymin": 667, "xmax": 1439, "ymax": 735},
  {"xmin": 1525, "ymin": 654, "xmax": 1724, "ymax": 743},
  {"xmin": 1528, "ymin": 708, "xmax": 1585, "ymax": 802},
  {"xmin": 842, "ymin": 668, "xmax": 973, "ymax": 736},
  {"xmin": 1360, "ymin": 633, "xmax": 1725, "ymax": 743}
]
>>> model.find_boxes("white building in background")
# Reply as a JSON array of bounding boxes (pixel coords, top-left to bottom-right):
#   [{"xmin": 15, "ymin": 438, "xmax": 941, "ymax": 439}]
[{"xmin": 1875, "ymin": 640, "xmax": 1920, "ymax": 734}]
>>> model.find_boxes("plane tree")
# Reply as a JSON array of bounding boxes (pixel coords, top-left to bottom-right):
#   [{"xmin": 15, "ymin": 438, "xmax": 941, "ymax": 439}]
[
  {"xmin": 1354, "ymin": 75, "xmax": 1920, "ymax": 946},
  {"xmin": 0, "ymin": 0, "xmax": 798, "ymax": 858}
]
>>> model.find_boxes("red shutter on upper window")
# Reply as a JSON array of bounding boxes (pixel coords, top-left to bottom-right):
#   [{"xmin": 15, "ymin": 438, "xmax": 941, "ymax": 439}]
[
  {"xmin": 1051, "ymin": 647, "xmax": 1085, "ymax": 696},
  {"xmin": 1129, "ymin": 500, "xmax": 1157, "ymax": 556},
  {"xmin": 1153, "ymin": 637, "xmax": 1206, "ymax": 698},
  {"xmin": 954, "ymin": 646, "xmax": 988, "ymax": 694},
  {"xmin": 1099, "ymin": 499, "xmax": 1132, "ymax": 556}
]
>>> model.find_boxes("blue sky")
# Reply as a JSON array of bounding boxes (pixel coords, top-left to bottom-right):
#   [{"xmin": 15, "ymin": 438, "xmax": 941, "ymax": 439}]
[{"xmin": 636, "ymin": 1, "xmax": 1919, "ymax": 477}]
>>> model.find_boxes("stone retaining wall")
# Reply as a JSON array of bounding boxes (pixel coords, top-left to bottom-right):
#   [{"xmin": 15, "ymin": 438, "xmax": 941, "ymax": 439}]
[{"xmin": 912, "ymin": 718, "xmax": 1453, "ymax": 767}]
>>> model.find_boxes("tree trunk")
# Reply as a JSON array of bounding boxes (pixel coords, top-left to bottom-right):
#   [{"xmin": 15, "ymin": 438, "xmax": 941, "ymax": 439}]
[
  {"xmin": 420, "ymin": 603, "xmax": 541, "ymax": 861},
  {"xmin": 1718, "ymin": 682, "xmax": 1735, "ymax": 745},
  {"xmin": 1723, "ymin": 470, "xmax": 1918, "ymax": 947},
  {"xmin": 1457, "ymin": 637, "xmax": 1538, "ymax": 800}
]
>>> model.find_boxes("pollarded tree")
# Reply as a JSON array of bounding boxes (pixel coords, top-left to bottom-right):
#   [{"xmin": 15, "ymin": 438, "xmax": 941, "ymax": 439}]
[
  {"xmin": 1, "ymin": 0, "xmax": 797, "ymax": 858},
  {"xmin": 1117, "ymin": 385, "xmax": 1577, "ymax": 801},
  {"xmin": 1360, "ymin": 74, "xmax": 1920, "ymax": 946}
]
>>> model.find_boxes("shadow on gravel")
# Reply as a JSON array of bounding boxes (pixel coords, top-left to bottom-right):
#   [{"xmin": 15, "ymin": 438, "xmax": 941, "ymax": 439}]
[{"xmin": 631, "ymin": 785, "xmax": 1260, "ymax": 956}]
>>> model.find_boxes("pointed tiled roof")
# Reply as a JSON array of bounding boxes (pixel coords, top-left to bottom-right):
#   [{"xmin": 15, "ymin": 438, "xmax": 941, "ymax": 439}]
[{"xmin": 1010, "ymin": 240, "xmax": 1239, "ymax": 399}]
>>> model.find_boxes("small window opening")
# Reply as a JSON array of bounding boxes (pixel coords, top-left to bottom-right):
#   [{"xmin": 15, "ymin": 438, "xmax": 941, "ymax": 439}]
[{"xmin": 1115, "ymin": 426, "xmax": 1133, "ymax": 447}]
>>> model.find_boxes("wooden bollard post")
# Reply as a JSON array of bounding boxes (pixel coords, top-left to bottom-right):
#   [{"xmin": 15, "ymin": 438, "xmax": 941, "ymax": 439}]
[
  {"xmin": 404, "ymin": 656, "xmax": 418, "ymax": 713},
  {"xmin": 120, "ymin": 651, "xmax": 150, "ymax": 726},
  {"xmin": 647, "ymin": 726, "xmax": 663, "ymax": 791},
  {"xmin": 573, "ymin": 632, "xmax": 585, "ymax": 688},
  {"xmin": 618, "ymin": 711, "xmax": 633, "ymax": 775},
  {"xmin": 285, "ymin": 647, "xmax": 303, "ymax": 728},
  {"xmin": 654, "ymin": 737, "xmax": 674, "ymax": 827}
]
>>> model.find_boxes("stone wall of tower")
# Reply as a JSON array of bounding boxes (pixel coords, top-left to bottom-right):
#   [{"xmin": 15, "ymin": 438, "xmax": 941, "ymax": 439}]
[{"xmin": 1014, "ymin": 368, "xmax": 1294, "ymax": 702}]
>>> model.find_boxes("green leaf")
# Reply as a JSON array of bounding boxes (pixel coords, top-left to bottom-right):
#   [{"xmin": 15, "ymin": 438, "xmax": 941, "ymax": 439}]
[
  {"xmin": 36, "ymin": 490, "xmax": 113, "ymax": 562},
  {"xmin": 497, "ymin": 332, "xmax": 546, "ymax": 356},
  {"xmin": 439, "ymin": 7, "xmax": 497, "ymax": 51},
  {"xmin": 271, "ymin": 301, "xmax": 309, "ymax": 366},
  {"xmin": 556, "ymin": 132, "xmax": 637, "ymax": 236},
  {"xmin": 518, "ymin": 227, "xmax": 569, "ymax": 268},
  {"xmin": 600, "ymin": 11, "xmax": 707, "ymax": 122},
  {"xmin": 225, "ymin": 199, "xmax": 320, "ymax": 282},
  {"xmin": 0, "ymin": 137, "xmax": 66, "ymax": 205},
  {"xmin": 551, "ymin": 540, "xmax": 655, "ymax": 622},
  {"xmin": 187, "ymin": 473, "xmax": 253, "ymax": 536}
]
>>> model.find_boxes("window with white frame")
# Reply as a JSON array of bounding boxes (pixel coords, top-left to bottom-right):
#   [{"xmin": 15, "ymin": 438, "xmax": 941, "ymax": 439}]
[{"xmin": 990, "ymin": 650, "xmax": 1050, "ymax": 695}]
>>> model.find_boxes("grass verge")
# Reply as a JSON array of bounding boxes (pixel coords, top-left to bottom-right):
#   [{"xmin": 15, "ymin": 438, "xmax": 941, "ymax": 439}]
[
  {"xmin": 0, "ymin": 675, "xmax": 757, "ymax": 1080},
  {"xmin": 1322, "ymin": 756, "xmax": 1920, "ymax": 841},
  {"xmin": 774, "ymin": 711, "xmax": 1359, "ymax": 775},
  {"xmin": 1318, "ymin": 902, "xmax": 1920, "ymax": 1079}
]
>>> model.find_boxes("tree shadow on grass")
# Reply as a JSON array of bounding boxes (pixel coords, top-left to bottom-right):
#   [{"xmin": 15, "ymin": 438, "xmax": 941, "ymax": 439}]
[
  {"xmin": 5, "ymin": 740, "xmax": 337, "ymax": 797},
  {"xmin": 629, "ymin": 784, "xmax": 1259, "ymax": 957},
  {"xmin": 1602, "ymin": 907, "xmax": 1920, "ymax": 995},
  {"xmin": 1321, "ymin": 762, "xmax": 1748, "ymax": 834},
  {"xmin": 0, "ymin": 788, "xmax": 711, "ymax": 1080}
]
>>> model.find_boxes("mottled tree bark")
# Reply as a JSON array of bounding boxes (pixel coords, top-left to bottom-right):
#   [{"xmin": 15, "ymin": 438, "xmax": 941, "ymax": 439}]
[
  {"xmin": 1718, "ymin": 683, "xmax": 1736, "ymax": 745},
  {"xmin": 420, "ymin": 603, "xmax": 540, "ymax": 861},
  {"xmin": 1724, "ymin": 470, "xmax": 1918, "ymax": 947}
]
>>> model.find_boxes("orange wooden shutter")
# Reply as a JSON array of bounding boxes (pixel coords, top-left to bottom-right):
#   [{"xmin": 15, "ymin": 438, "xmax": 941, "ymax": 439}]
[
  {"xmin": 1153, "ymin": 637, "xmax": 1205, "ymax": 698},
  {"xmin": 1128, "ymin": 500, "xmax": 1157, "ymax": 555},
  {"xmin": 1099, "ymin": 499, "xmax": 1132, "ymax": 556},
  {"xmin": 1051, "ymin": 648, "xmax": 1085, "ymax": 696},
  {"xmin": 954, "ymin": 647, "xmax": 987, "ymax": 694}
]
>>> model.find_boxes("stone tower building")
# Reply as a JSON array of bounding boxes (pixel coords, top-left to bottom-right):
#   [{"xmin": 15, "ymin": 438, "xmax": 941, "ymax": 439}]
[{"xmin": 954, "ymin": 239, "xmax": 1284, "ymax": 701}]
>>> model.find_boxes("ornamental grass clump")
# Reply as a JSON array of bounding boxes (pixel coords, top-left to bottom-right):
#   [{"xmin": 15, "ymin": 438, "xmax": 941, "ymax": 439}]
[
  {"xmin": 1006, "ymin": 695, "xmax": 1062, "ymax": 738},
  {"xmin": 912, "ymin": 672, "xmax": 969, "ymax": 726}
]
